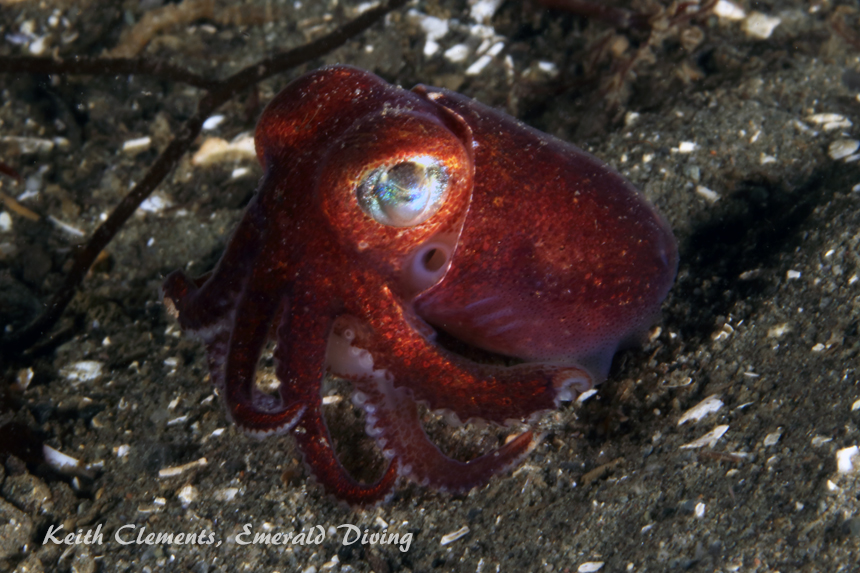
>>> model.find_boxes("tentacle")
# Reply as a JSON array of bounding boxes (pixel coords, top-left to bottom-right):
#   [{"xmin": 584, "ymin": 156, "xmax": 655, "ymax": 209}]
[
  {"xmin": 274, "ymin": 290, "xmax": 398, "ymax": 505},
  {"xmin": 293, "ymin": 407, "xmax": 399, "ymax": 506},
  {"xmin": 343, "ymin": 288, "xmax": 593, "ymax": 424},
  {"xmin": 162, "ymin": 196, "xmax": 266, "ymax": 333},
  {"xmin": 220, "ymin": 280, "xmax": 306, "ymax": 436},
  {"xmin": 351, "ymin": 371, "xmax": 536, "ymax": 494}
]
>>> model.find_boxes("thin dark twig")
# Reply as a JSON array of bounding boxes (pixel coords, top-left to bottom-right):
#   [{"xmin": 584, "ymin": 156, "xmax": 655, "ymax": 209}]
[
  {"xmin": 0, "ymin": 55, "xmax": 217, "ymax": 90},
  {"xmin": 670, "ymin": 0, "xmax": 718, "ymax": 26},
  {"xmin": 831, "ymin": 6, "xmax": 860, "ymax": 51},
  {"xmin": 1, "ymin": 0, "xmax": 408, "ymax": 354},
  {"xmin": 535, "ymin": 0, "xmax": 651, "ymax": 30}
]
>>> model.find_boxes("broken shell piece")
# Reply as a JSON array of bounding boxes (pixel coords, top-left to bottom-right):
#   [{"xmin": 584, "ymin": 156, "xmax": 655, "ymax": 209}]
[
  {"xmin": 680, "ymin": 425, "xmax": 729, "ymax": 449},
  {"xmin": 177, "ymin": 484, "xmax": 199, "ymax": 506},
  {"xmin": 836, "ymin": 446, "xmax": 859, "ymax": 474},
  {"xmin": 763, "ymin": 429, "xmax": 782, "ymax": 447},
  {"xmin": 43, "ymin": 445, "xmax": 95, "ymax": 478},
  {"xmin": 14, "ymin": 367, "xmax": 33, "ymax": 391},
  {"xmin": 214, "ymin": 487, "xmax": 239, "ymax": 502},
  {"xmin": 440, "ymin": 525, "xmax": 470, "ymax": 545},
  {"xmin": 678, "ymin": 395, "xmax": 724, "ymax": 425},
  {"xmin": 828, "ymin": 139, "xmax": 860, "ymax": 161},
  {"xmin": 743, "ymin": 12, "xmax": 781, "ymax": 39},
  {"xmin": 60, "ymin": 360, "xmax": 103, "ymax": 384},
  {"xmin": 122, "ymin": 136, "xmax": 152, "ymax": 156},
  {"xmin": 695, "ymin": 185, "xmax": 720, "ymax": 202},
  {"xmin": 192, "ymin": 134, "xmax": 256, "ymax": 167},
  {"xmin": 767, "ymin": 323, "xmax": 790, "ymax": 338},
  {"xmin": 158, "ymin": 457, "xmax": 208, "ymax": 478},
  {"xmin": 714, "ymin": 0, "xmax": 745, "ymax": 21}
]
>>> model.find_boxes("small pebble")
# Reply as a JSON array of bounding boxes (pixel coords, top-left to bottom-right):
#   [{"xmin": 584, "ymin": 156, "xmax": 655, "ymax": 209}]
[
  {"xmin": 743, "ymin": 12, "xmax": 781, "ymax": 39},
  {"xmin": 763, "ymin": 430, "xmax": 782, "ymax": 447}
]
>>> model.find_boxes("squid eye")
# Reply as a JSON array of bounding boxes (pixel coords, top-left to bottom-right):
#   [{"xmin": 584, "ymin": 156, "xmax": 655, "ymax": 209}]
[{"xmin": 356, "ymin": 157, "xmax": 449, "ymax": 227}]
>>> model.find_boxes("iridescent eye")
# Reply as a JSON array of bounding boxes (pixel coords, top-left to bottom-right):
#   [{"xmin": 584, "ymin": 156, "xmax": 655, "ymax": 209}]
[{"xmin": 356, "ymin": 157, "xmax": 449, "ymax": 227}]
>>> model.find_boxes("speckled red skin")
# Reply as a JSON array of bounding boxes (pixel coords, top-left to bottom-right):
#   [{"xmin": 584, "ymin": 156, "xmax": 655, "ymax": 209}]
[{"xmin": 162, "ymin": 65, "xmax": 677, "ymax": 505}]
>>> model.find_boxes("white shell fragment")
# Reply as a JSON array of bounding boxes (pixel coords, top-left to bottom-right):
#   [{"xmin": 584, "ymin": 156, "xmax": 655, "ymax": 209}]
[
  {"xmin": 828, "ymin": 139, "xmax": 860, "ymax": 161},
  {"xmin": 0, "ymin": 135, "xmax": 55, "ymax": 154},
  {"xmin": 14, "ymin": 367, "xmax": 33, "ymax": 391},
  {"xmin": 852, "ymin": 399, "xmax": 860, "ymax": 412},
  {"xmin": 537, "ymin": 61, "xmax": 559, "ymax": 76},
  {"xmin": 0, "ymin": 211, "xmax": 12, "ymax": 233},
  {"xmin": 122, "ymin": 136, "xmax": 152, "ymax": 156},
  {"xmin": 678, "ymin": 395, "xmax": 724, "ymax": 425},
  {"xmin": 470, "ymin": 0, "xmax": 503, "ymax": 23},
  {"xmin": 158, "ymin": 457, "xmax": 208, "ymax": 478},
  {"xmin": 440, "ymin": 525, "xmax": 470, "ymax": 545},
  {"xmin": 138, "ymin": 497, "xmax": 167, "ymax": 513},
  {"xmin": 60, "ymin": 360, "xmax": 103, "ymax": 383},
  {"xmin": 192, "ymin": 134, "xmax": 256, "ymax": 167},
  {"xmin": 177, "ymin": 484, "xmax": 199, "ymax": 506},
  {"xmin": 714, "ymin": 0, "xmax": 745, "ymax": 21},
  {"xmin": 466, "ymin": 41, "xmax": 504, "ymax": 76},
  {"xmin": 767, "ymin": 323, "xmax": 790, "ymax": 338},
  {"xmin": 624, "ymin": 111, "xmax": 640, "ymax": 127},
  {"xmin": 763, "ymin": 430, "xmax": 782, "ymax": 447},
  {"xmin": 743, "ymin": 12, "xmax": 781, "ymax": 39},
  {"xmin": 695, "ymin": 185, "xmax": 720, "ymax": 202},
  {"xmin": 43, "ymin": 445, "xmax": 93, "ymax": 478},
  {"xmin": 214, "ymin": 487, "xmax": 240, "ymax": 502},
  {"xmin": 137, "ymin": 192, "xmax": 173, "ymax": 214},
  {"xmin": 444, "ymin": 43, "xmax": 469, "ymax": 63},
  {"xmin": 202, "ymin": 115, "xmax": 226, "ymax": 131},
  {"xmin": 577, "ymin": 388, "xmax": 598, "ymax": 403},
  {"xmin": 807, "ymin": 113, "xmax": 848, "ymax": 125},
  {"xmin": 408, "ymin": 10, "xmax": 449, "ymax": 57},
  {"xmin": 680, "ymin": 425, "xmax": 729, "ymax": 449},
  {"xmin": 836, "ymin": 446, "xmax": 859, "ymax": 474},
  {"xmin": 577, "ymin": 562, "xmax": 604, "ymax": 573},
  {"xmin": 48, "ymin": 215, "xmax": 85, "ymax": 237}
]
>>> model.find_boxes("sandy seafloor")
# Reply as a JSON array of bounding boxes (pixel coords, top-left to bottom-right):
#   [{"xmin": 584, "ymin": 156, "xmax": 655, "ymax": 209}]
[{"xmin": 1, "ymin": 0, "xmax": 860, "ymax": 571}]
